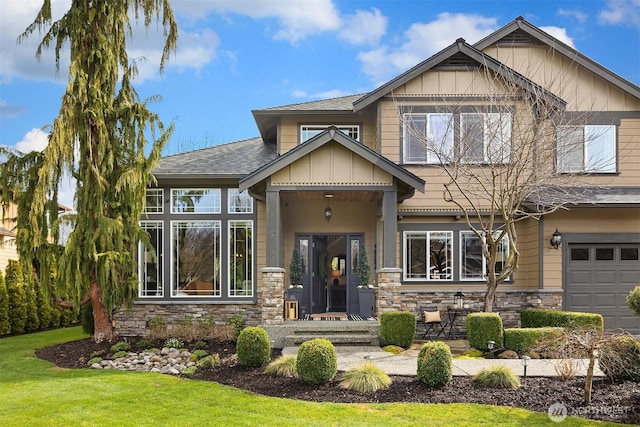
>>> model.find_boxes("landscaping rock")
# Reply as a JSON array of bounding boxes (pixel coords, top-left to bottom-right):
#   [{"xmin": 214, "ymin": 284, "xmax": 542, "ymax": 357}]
[
  {"xmin": 498, "ymin": 350, "xmax": 519, "ymax": 359},
  {"xmin": 88, "ymin": 349, "xmax": 195, "ymax": 375}
]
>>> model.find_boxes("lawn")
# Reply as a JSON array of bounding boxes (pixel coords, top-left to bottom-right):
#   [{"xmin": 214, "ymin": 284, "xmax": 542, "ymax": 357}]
[{"xmin": 0, "ymin": 327, "xmax": 627, "ymax": 427}]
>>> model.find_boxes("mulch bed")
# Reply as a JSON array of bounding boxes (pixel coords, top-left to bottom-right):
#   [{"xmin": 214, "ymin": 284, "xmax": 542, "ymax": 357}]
[{"xmin": 36, "ymin": 338, "xmax": 640, "ymax": 425}]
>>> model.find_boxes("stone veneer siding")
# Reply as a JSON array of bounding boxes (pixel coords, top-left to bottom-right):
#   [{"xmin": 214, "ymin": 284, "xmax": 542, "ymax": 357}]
[{"xmin": 114, "ymin": 267, "xmax": 286, "ymax": 337}]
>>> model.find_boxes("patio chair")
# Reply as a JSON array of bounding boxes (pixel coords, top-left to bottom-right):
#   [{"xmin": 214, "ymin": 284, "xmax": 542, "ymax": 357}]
[{"xmin": 419, "ymin": 307, "xmax": 446, "ymax": 339}]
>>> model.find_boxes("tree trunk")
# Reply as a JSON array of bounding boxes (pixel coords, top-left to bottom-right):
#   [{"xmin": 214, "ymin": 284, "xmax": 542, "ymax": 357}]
[
  {"xmin": 584, "ymin": 350, "xmax": 595, "ymax": 403},
  {"xmin": 484, "ymin": 280, "xmax": 497, "ymax": 312},
  {"xmin": 89, "ymin": 280, "xmax": 115, "ymax": 343}
]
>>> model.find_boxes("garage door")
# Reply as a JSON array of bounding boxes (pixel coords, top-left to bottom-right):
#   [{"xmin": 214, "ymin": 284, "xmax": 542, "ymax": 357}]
[{"xmin": 565, "ymin": 243, "xmax": 640, "ymax": 334}]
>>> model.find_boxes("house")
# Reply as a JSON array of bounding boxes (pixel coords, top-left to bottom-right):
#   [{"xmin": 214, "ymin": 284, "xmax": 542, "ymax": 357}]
[
  {"xmin": 0, "ymin": 201, "xmax": 18, "ymax": 274},
  {"xmin": 114, "ymin": 17, "xmax": 640, "ymax": 336}
]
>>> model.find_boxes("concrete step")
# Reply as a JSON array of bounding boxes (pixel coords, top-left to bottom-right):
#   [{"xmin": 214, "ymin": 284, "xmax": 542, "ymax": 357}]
[{"xmin": 284, "ymin": 333, "xmax": 379, "ymax": 347}]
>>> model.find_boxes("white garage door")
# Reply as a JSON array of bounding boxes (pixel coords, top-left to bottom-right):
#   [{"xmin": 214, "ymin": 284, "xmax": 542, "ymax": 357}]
[{"xmin": 565, "ymin": 243, "xmax": 640, "ymax": 334}]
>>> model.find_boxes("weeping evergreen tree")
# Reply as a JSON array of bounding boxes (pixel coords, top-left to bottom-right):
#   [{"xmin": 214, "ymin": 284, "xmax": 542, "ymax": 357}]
[{"xmin": 11, "ymin": 0, "xmax": 178, "ymax": 342}]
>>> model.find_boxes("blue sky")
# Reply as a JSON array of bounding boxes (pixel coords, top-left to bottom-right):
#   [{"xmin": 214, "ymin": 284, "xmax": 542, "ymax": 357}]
[{"xmin": 1, "ymin": 0, "xmax": 639, "ymax": 161}]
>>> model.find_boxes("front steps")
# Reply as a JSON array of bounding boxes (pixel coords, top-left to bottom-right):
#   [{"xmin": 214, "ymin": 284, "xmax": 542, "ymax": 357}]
[{"xmin": 262, "ymin": 320, "xmax": 380, "ymax": 349}]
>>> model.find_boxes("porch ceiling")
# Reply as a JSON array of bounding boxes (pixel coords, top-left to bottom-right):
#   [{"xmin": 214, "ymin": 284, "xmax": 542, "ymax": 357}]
[{"xmin": 282, "ymin": 190, "xmax": 379, "ymax": 203}]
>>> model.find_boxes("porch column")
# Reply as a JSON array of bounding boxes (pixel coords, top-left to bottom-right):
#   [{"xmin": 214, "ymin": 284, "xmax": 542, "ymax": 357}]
[
  {"xmin": 376, "ymin": 268, "xmax": 403, "ymax": 314},
  {"xmin": 382, "ymin": 189, "xmax": 398, "ymax": 268},
  {"xmin": 265, "ymin": 188, "xmax": 282, "ymax": 267},
  {"xmin": 259, "ymin": 267, "xmax": 285, "ymax": 325}
]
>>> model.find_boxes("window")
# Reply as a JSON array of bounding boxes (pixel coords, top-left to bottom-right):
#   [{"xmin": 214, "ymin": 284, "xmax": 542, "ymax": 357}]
[
  {"xmin": 172, "ymin": 221, "xmax": 221, "ymax": 297},
  {"xmin": 300, "ymin": 125, "xmax": 359, "ymax": 143},
  {"xmin": 404, "ymin": 231, "xmax": 453, "ymax": 281},
  {"xmin": 144, "ymin": 189, "xmax": 163, "ymax": 214},
  {"xmin": 402, "ymin": 112, "xmax": 511, "ymax": 164},
  {"xmin": 229, "ymin": 221, "xmax": 253, "ymax": 297},
  {"xmin": 139, "ymin": 221, "xmax": 163, "ymax": 297},
  {"xmin": 460, "ymin": 113, "xmax": 511, "ymax": 163},
  {"xmin": 460, "ymin": 231, "xmax": 509, "ymax": 280},
  {"xmin": 228, "ymin": 189, "xmax": 253, "ymax": 213},
  {"xmin": 557, "ymin": 125, "xmax": 616, "ymax": 173},
  {"xmin": 403, "ymin": 113, "xmax": 453, "ymax": 164},
  {"xmin": 171, "ymin": 189, "xmax": 221, "ymax": 213}
]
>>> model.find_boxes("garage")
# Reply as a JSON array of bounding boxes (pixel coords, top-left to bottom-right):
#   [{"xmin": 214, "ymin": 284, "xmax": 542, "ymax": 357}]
[{"xmin": 565, "ymin": 242, "xmax": 640, "ymax": 334}]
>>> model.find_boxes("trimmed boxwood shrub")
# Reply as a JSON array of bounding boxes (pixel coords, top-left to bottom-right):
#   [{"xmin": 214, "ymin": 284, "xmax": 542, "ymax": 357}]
[
  {"xmin": 417, "ymin": 341, "xmax": 452, "ymax": 387},
  {"xmin": 296, "ymin": 338, "xmax": 337, "ymax": 385},
  {"xmin": 5, "ymin": 260, "xmax": 27, "ymax": 334},
  {"xmin": 236, "ymin": 326, "xmax": 271, "ymax": 368},
  {"xmin": 598, "ymin": 336, "xmax": 640, "ymax": 381},
  {"xmin": 504, "ymin": 327, "xmax": 564, "ymax": 353},
  {"xmin": 627, "ymin": 286, "xmax": 640, "ymax": 317},
  {"xmin": 379, "ymin": 311, "xmax": 416, "ymax": 348},
  {"xmin": 466, "ymin": 312, "xmax": 503, "ymax": 351},
  {"xmin": 520, "ymin": 308, "xmax": 603, "ymax": 331}
]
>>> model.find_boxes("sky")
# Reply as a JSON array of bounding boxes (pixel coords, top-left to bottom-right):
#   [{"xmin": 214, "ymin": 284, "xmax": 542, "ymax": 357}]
[{"xmin": 1, "ymin": 0, "xmax": 639, "ymax": 206}]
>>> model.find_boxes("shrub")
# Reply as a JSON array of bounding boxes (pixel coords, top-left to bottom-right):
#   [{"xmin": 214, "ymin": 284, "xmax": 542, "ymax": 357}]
[
  {"xmin": 382, "ymin": 345, "xmax": 404, "ymax": 354},
  {"xmin": 5, "ymin": 260, "xmax": 27, "ymax": 334},
  {"xmin": 191, "ymin": 349, "xmax": 209, "ymax": 360},
  {"xmin": 174, "ymin": 315, "xmax": 195, "ymax": 341},
  {"xmin": 627, "ymin": 286, "xmax": 640, "ymax": 317},
  {"xmin": 135, "ymin": 339, "xmax": 153, "ymax": 350},
  {"xmin": 520, "ymin": 308, "xmax": 603, "ymax": 331},
  {"xmin": 112, "ymin": 351, "xmax": 128, "ymax": 359},
  {"xmin": 236, "ymin": 326, "xmax": 271, "ymax": 368},
  {"xmin": 265, "ymin": 355, "xmax": 298, "ymax": 378},
  {"xmin": 454, "ymin": 349, "xmax": 484, "ymax": 360},
  {"xmin": 466, "ymin": 313, "xmax": 503, "ymax": 351},
  {"xmin": 87, "ymin": 357, "xmax": 103, "ymax": 366},
  {"xmin": 504, "ymin": 327, "xmax": 564, "ymax": 353},
  {"xmin": 192, "ymin": 340, "xmax": 208, "ymax": 351},
  {"xmin": 554, "ymin": 359, "xmax": 579, "ymax": 380},
  {"xmin": 80, "ymin": 303, "xmax": 94, "ymax": 335},
  {"xmin": 0, "ymin": 272, "xmax": 10, "ymax": 335},
  {"xmin": 90, "ymin": 350, "xmax": 106, "ymax": 358},
  {"xmin": 473, "ymin": 365, "xmax": 521, "ymax": 389},
  {"xmin": 417, "ymin": 341, "xmax": 452, "ymax": 387},
  {"xmin": 164, "ymin": 337, "xmax": 184, "ymax": 349},
  {"xmin": 196, "ymin": 354, "xmax": 221, "ymax": 369},
  {"xmin": 147, "ymin": 315, "xmax": 167, "ymax": 339},
  {"xmin": 379, "ymin": 311, "xmax": 416, "ymax": 348},
  {"xmin": 339, "ymin": 361, "xmax": 392, "ymax": 393},
  {"xmin": 296, "ymin": 338, "xmax": 337, "ymax": 385},
  {"xmin": 598, "ymin": 336, "xmax": 640, "ymax": 381},
  {"xmin": 226, "ymin": 313, "xmax": 246, "ymax": 339},
  {"xmin": 110, "ymin": 341, "xmax": 131, "ymax": 353},
  {"xmin": 23, "ymin": 276, "xmax": 39, "ymax": 332},
  {"xmin": 181, "ymin": 366, "xmax": 197, "ymax": 375}
]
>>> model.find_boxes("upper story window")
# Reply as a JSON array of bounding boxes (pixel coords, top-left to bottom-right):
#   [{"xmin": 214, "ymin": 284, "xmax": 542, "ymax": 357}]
[
  {"xmin": 402, "ymin": 112, "xmax": 511, "ymax": 164},
  {"xmin": 300, "ymin": 125, "xmax": 360, "ymax": 143},
  {"xmin": 557, "ymin": 125, "xmax": 616, "ymax": 173},
  {"xmin": 171, "ymin": 189, "xmax": 221, "ymax": 213},
  {"xmin": 228, "ymin": 189, "xmax": 253, "ymax": 214},
  {"xmin": 144, "ymin": 189, "xmax": 163, "ymax": 214}
]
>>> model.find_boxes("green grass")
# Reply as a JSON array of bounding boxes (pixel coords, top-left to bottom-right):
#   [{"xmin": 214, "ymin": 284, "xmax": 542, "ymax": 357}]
[{"xmin": 0, "ymin": 327, "xmax": 627, "ymax": 427}]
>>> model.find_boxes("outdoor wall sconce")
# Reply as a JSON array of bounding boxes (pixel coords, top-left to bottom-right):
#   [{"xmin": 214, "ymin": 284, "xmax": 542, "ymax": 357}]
[
  {"xmin": 324, "ymin": 194, "xmax": 333, "ymax": 222},
  {"xmin": 550, "ymin": 228, "xmax": 562, "ymax": 250},
  {"xmin": 454, "ymin": 289, "xmax": 464, "ymax": 308}
]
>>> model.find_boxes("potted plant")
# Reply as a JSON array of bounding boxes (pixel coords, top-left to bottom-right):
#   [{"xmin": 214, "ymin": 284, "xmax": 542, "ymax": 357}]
[
  {"xmin": 356, "ymin": 246, "xmax": 376, "ymax": 318},
  {"xmin": 287, "ymin": 248, "xmax": 304, "ymax": 303}
]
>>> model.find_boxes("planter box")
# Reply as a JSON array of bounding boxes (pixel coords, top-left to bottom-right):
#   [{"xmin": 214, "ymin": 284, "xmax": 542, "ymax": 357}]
[{"xmin": 358, "ymin": 288, "xmax": 376, "ymax": 318}]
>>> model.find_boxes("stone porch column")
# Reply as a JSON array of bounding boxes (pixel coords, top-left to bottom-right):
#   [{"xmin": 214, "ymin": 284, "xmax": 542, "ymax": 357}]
[
  {"xmin": 376, "ymin": 268, "xmax": 402, "ymax": 314},
  {"xmin": 259, "ymin": 267, "xmax": 285, "ymax": 325}
]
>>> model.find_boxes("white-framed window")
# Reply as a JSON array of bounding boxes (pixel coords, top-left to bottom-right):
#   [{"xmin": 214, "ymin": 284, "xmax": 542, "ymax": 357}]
[
  {"xmin": 403, "ymin": 231, "xmax": 453, "ymax": 281},
  {"xmin": 144, "ymin": 189, "xmax": 163, "ymax": 214},
  {"xmin": 460, "ymin": 231, "xmax": 509, "ymax": 281},
  {"xmin": 228, "ymin": 220, "xmax": 253, "ymax": 297},
  {"xmin": 228, "ymin": 189, "xmax": 253, "ymax": 213},
  {"xmin": 138, "ymin": 221, "xmax": 163, "ymax": 297},
  {"xmin": 300, "ymin": 125, "xmax": 360, "ymax": 143},
  {"xmin": 460, "ymin": 113, "xmax": 511, "ymax": 164},
  {"xmin": 557, "ymin": 125, "xmax": 616, "ymax": 173},
  {"xmin": 171, "ymin": 189, "xmax": 221, "ymax": 213},
  {"xmin": 171, "ymin": 220, "xmax": 221, "ymax": 297},
  {"xmin": 403, "ymin": 113, "xmax": 454, "ymax": 164}
]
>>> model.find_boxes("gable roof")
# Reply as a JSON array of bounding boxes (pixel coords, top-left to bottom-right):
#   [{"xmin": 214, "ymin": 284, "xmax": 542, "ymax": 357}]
[
  {"xmin": 252, "ymin": 94, "xmax": 366, "ymax": 144},
  {"xmin": 353, "ymin": 38, "xmax": 566, "ymax": 113},
  {"xmin": 239, "ymin": 126, "xmax": 425, "ymax": 200},
  {"xmin": 474, "ymin": 16, "xmax": 640, "ymax": 100},
  {"xmin": 152, "ymin": 137, "xmax": 277, "ymax": 180}
]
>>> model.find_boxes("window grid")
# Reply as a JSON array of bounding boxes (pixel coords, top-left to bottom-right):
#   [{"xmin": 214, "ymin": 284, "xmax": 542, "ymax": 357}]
[
  {"xmin": 171, "ymin": 188, "xmax": 221, "ymax": 213},
  {"xmin": 300, "ymin": 125, "xmax": 360, "ymax": 143},
  {"xmin": 144, "ymin": 189, "xmax": 163, "ymax": 214}
]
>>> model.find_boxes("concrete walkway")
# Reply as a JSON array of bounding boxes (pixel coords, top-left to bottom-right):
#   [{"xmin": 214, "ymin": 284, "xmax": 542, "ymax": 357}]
[{"xmin": 282, "ymin": 346, "xmax": 604, "ymax": 377}]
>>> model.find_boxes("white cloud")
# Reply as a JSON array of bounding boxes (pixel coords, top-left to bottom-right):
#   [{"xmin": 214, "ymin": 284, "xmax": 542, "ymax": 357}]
[
  {"xmin": 0, "ymin": 99, "xmax": 27, "ymax": 118},
  {"xmin": 599, "ymin": 0, "xmax": 640, "ymax": 27},
  {"xmin": 14, "ymin": 127, "xmax": 48, "ymax": 153},
  {"xmin": 558, "ymin": 9, "xmax": 589, "ymax": 23},
  {"xmin": 539, "ymin": 26, "xmax": 576, "ymax": 48},
  {"xmin": 357, "ymin": 13, "xmax": 498, "ymax": 84},
  {"xmin": 338, "ymin": 8, "xmax": 387, "ymax": 46}
]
